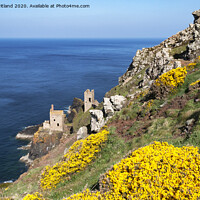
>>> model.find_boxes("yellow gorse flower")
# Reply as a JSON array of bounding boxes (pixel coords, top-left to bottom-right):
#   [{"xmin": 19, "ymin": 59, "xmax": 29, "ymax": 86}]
[
  {"xmin": 102, "ymin": 141, "xmax": 200, "ymax": 199},
  {"xmin": 26, "ymin": 142, "xmax": 200, "ymax": 199},
  {"xmin": 65, "ymin": 142, "xmax": 200, "ymax": 199},
  {"xmin": 64, "ymin": 189, "xmax": 124, "ymax": 200},
  {"xmin": 64, "ymin": 189, "xmax": 101, "ymax": 200},
  {"xmin": 190, "ymin": 79, "xmax": 200, "ymax": 86},
  {"xmin": 186, "ymin": 62, "xmax": 197, "ymax": 71},
  {"xmin": 154, "ymin": 67, "xmax": 187, "ymax": 90},
  {"xmin": 23, "ymin": 192, "xmax": 45, "ymax": 200},
  {"xmin": 187, "ymin": 63, "xmax": 197, "ymax": 67},
  {"xmin": 40, "ymin": 129, "xmax": 109, "ymax": 190}
]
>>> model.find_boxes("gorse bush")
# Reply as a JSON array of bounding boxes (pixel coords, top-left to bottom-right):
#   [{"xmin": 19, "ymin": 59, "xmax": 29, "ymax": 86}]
[
  {"xmin": 154, "ymin": 67, "xmax": 187, "ymax": 88},
  {"xmin": 186, "ymin": 62, "xmax": 197, "ymax": 71},
  {"xmin": 150, "ymin": 67, "xmax": 187, "ymax": 99},
  {"xmin": 64, "ymin": 142, "xmax": 200, "ymax": 200},
  {"xmin": 23, "ymin": 192, "xmax": 45, "ymax": 200},
  {"xmin": 64, "ymin": 189, "xmax": 123, "ymax": 200},
  {"xmin": 40, "ymin": 129, "xmax": 109, "ymax": 190},
  {"xmin": 64, "ymin": 189, "xmax": 101, "ymax": 200},
  {"xmin": 101, "ymin": 142, "xmax": 200, "ymax": 199}
]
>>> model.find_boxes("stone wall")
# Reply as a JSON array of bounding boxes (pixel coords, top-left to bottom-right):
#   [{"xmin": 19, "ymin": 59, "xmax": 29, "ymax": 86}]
[{"xmin": 43, "ymin": 120, "xmax": 50, "ymax": 130}]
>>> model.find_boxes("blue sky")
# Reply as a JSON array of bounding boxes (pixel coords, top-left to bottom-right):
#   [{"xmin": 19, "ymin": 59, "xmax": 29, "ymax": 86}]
[{"xmin": 0, "ymin": 0, "xmax": 199, "ymax": 38}]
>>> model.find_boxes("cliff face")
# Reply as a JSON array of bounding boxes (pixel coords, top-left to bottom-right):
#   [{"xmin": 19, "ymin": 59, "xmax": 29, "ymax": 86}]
[
  {"xmin": 119, "ymin": 10, "xmax": 200, "ymax": 88},
  {"xmin": 29, "ymin": 130, "xmax": 63, "ymax": 160}
]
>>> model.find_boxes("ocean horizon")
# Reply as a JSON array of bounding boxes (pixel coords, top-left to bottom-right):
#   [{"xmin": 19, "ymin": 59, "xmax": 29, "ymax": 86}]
[{"xmin": 0, "ymin": 38, "xmax": 164, "ymax": 183}]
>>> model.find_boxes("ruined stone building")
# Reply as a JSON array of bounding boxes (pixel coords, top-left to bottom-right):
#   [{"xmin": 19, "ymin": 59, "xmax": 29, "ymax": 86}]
[
  {"xmin": 84, "ymin": 89, "xmax": 99, "ymax": 112},
  {"xmin": 43, "ymin": 104, "xmax": 65, "ymax": 132}
]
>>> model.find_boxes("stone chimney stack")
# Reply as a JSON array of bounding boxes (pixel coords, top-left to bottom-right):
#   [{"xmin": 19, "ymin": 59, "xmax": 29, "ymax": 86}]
[{"xmin": 51, "ymin": 104, "xmax": 54, "ymax": 111}]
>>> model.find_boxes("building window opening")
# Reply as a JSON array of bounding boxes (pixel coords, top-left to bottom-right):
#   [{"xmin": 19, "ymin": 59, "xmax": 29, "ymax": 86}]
[
  {"xmin": 57, "ymin": 123, "xmax": 59, "ymax": 126},
  {"xmin": 89, "ymin": 98, "xmax": 91, "ymax": 102},
  {"xmin": 54, "ymin": 119, "xmax": 56, "ymax": 121}
]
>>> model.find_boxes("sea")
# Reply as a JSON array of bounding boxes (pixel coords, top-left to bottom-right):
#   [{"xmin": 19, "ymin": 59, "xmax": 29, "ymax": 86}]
[{"xmin": 0, "ymin": 38, "xmax": 164, "ymax": 183}]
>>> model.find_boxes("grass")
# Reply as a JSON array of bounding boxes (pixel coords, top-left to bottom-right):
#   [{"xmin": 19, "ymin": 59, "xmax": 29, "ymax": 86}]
[
  {"xmin": 105, "ymin": 84, "xmax": 129, "ymax": 97},
  {"xmin": 3, "ymin": 167, "xmax": 42, "ymax": 199},
  {"xmin": 170, "ymin": 43, "xmax": 188, "ymax": 57},
  {"xmin": 170, "ymin": 64, "xmax": 200, "ymax": 98},
  {"xmin": 105, "ymin": 67, "xmax": 149, "ymax": 98},
  {"xmin": 72, "ymin": 109, "xmax": 91, "ymax": 133}
]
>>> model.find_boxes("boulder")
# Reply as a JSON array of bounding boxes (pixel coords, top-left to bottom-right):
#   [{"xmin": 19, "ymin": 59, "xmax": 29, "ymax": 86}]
[
  {"xmin": 77, "ymin": 126, "xmax": 88, "ymax": 140},
  {"xmin": 110, "ymin": 95, "xmax": 126, "ymax": 111},
  {"xmin": 89, "ymin": 110, "xmax": 105, "ymax": 133},
  {"xmin": 103, "ymin": 98, "xmax": 114, "ymax": 118},
  {"xmin": 19, "ymin": 153, "xmax": 33, "ymax": 166}
]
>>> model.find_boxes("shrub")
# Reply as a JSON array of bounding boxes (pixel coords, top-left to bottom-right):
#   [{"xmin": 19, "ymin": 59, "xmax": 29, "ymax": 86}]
[
  {"xmin": 23, "ymin": 192, "xmax": 45, "ymax": 200},
  {"xmin": 151, "ymin": 67, "xmax": 187, "ymax": 99},
  {"xmin": 186, "ymin": 63, "xmax": 197, "ymax": 71},
  {"xmin": 101, "ymin": 141, "xmax": 200, "ymax": 199},
  {"xmin": 64, "ymin": 189, "xmax": 101, "ymax": 200},
  {"xmin": 40, "ymin": 129, "xmax": 109, "ymax": 190}
]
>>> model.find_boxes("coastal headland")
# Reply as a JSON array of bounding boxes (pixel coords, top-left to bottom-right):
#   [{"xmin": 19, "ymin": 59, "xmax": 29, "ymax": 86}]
[{"xmin": 1, "ymin": 9, "xmax": 200, "ymax": 200}]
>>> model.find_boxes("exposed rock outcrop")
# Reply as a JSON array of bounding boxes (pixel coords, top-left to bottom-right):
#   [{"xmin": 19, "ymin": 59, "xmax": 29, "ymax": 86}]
[
  {"xmin": 193, "ymin": 10, "xmax": 200, "ymax": 24},
  {"xmin": 89, "ymin": 110, "xmax": 105, "ymax": 133},
  {"xmin": 28, "ymin": 130, "xmax": 63, "ymax": 160},
  {"xmin": 77, "ymin": 126, "xmax": 88, "ymax": 140},
  {"xmin": 89, "ymin": 96, "xmax": 126, "ymax": 132},
  {"xmin": 119, "ymin": 10, "xmax": 200, "ymax": 88},
  {"xmin": 187, "ymin": 12, "xmax": 200, "ymax": 60},
  {"xmin": 110, "ymin": 95, "xmax": 127, "ymax": 111},
  {"xmin": 16, "ymin": 134, "xmax": 34, "ymax": 141},
  {"xmin": 16, "ymin": 124, "xmax": 42, "ymax": 141},
  {"xmin": 103, "ymin": 98, "xmax": 115, "ymax": 118},
  {"xmin": 18, "ymin": 142, "xmax": 32, "ymax": 150},
  {"xmin": 103, "ymin": 95, "xmax": 127, "ymax": 118},
  {"xmin": 19, "ymin": 153, "xmax": 33, "ymax": 166}
]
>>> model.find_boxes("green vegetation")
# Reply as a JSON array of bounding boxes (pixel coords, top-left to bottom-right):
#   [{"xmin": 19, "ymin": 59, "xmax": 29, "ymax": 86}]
[
  {"xmin": 170, "ymin": 43, "xmax": 188, "ymax": 57},
  {"xmin": 105, "ymin": 67, "xmax": 149, "ymax": 98},
  {"xmin": 72, "ymin": 110, "xmax": 90, "ymax": 132},
  {"xmin": 3, "ymin": 167, "xmax": 42, "ymax": 199},
  {"xmin": 171, "ymin": 63, "xmax": 200, "ymax": 97}
]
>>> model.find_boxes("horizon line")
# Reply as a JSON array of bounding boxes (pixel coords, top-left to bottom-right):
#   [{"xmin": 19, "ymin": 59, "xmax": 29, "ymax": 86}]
[{"xmin": 0, "ymin": 37, "xmax": 166, "ymax": 40}]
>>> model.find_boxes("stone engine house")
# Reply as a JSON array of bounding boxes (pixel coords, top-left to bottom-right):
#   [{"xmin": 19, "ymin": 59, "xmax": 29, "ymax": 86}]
[
  {"xmin": 84, "ymin": 89, "xmax": 99, "ymax": 112},
  {"xmin": 43, "ymin": 104, "xmax": 65, "ymax": 132}
]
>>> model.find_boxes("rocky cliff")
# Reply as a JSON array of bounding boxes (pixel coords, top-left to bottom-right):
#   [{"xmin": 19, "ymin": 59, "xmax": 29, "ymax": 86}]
[{"xmin": 119, "ymin": 10, "xmax": 200, "ymax": 88}]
